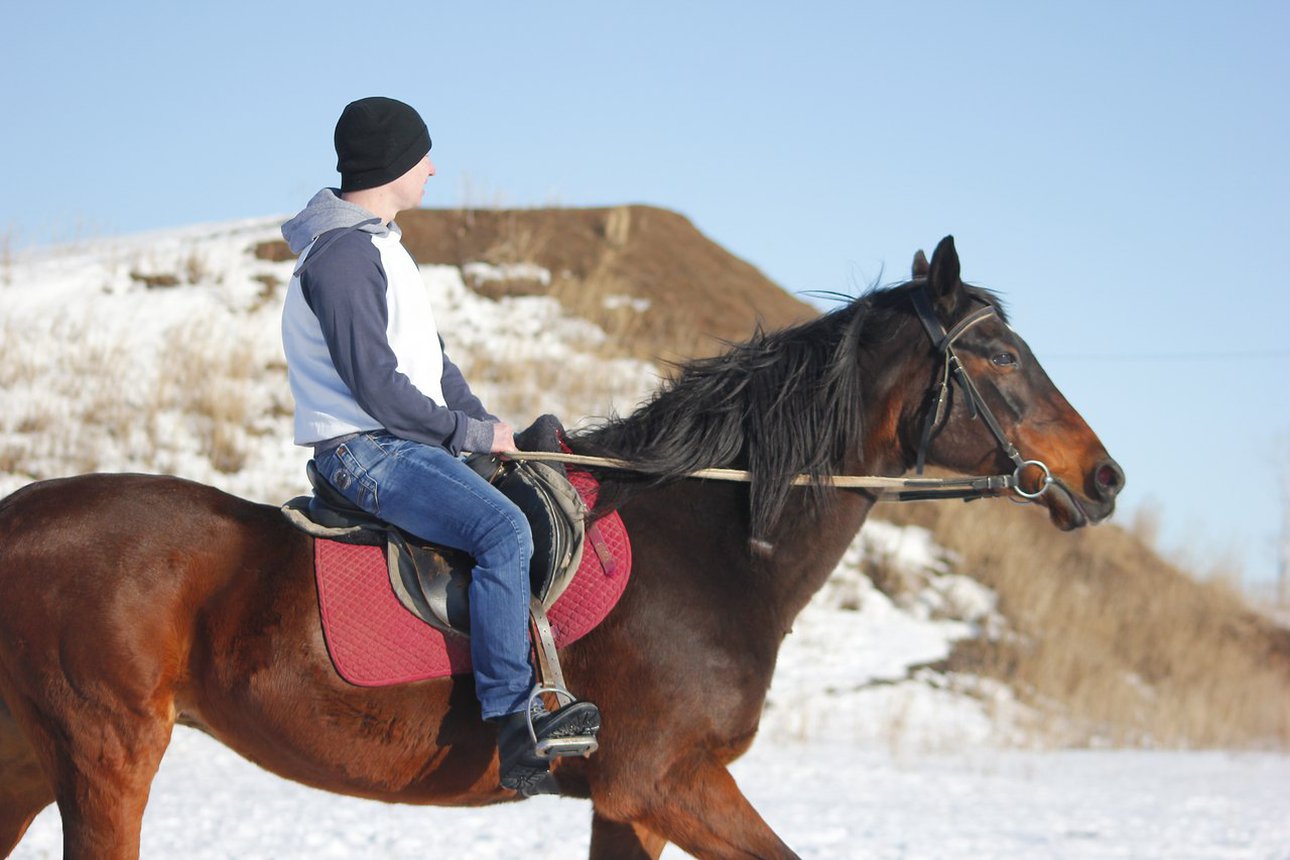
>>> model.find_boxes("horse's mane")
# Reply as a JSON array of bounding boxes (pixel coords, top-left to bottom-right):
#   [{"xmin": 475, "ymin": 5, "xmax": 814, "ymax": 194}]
[{"xmin": 573, "ymin": 284, "xmax": 918, "ymax": 539}]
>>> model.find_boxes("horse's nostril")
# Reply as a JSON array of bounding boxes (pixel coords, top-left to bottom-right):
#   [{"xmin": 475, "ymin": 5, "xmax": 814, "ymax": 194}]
[{"xmin": 1093, "ymin": 459, "xmax": 1125, "ymax": 500}]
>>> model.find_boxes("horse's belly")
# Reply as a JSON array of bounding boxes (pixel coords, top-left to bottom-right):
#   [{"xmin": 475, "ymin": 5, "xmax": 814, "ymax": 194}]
[{"xmin": 181, "ymin": 563, "xmax": 509, "ymax": 806}]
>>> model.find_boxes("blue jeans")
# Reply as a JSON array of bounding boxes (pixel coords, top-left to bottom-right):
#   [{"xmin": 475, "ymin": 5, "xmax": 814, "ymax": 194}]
[{"xmin": 315, "ymin": 431, "xmax": 535, "ymax": 719}]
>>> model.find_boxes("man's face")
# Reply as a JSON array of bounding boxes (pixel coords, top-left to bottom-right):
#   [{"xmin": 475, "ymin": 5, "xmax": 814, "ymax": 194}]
[{"xmin": 393, "ymin": 154, "xmax": 435, "ymax": 210}]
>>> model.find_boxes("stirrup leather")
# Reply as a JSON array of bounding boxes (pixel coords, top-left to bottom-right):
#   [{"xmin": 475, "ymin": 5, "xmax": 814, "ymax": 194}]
[{"xmin": 527, "ymin": 597, "xmax": 599, "ymax": 758}]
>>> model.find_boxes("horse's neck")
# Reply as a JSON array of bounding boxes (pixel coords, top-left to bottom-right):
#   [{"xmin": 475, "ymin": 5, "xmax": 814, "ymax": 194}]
[
  {"xmin": 758, "ymin": 488, "xmax": 874, "ymax": 630},
  {"xmin": 655, "ymin": 479, "xmax": 873, "ymax": 636},
  {"xmin": 756, "ymin": 379, "xmax": 910, "ymax": 627}
]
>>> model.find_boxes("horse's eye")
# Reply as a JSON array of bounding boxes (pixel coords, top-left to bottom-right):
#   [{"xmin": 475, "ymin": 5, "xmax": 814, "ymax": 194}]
[{"xmin": 992, "ymin": 352, "xmax": 1017, "ymax": 367}]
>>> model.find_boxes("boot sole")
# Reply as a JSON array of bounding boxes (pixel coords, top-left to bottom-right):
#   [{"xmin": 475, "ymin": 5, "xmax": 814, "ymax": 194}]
[
  {"xmin": 534, "ymin": 703, "xmax": 601, "ymax": 759},
  {"xmin": 501, "ymin": 764, "xmax": 560, "ymax": 796}
]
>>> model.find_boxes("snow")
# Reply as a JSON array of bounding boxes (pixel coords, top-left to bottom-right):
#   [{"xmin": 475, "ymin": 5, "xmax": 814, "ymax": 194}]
[
  {"xmin": 602, "ymin": 293, "xmax": 652, "ymax": 312},
  {"xmin": 462, "ymin": 260, "xmax": 552, "ymax": 287},
  {"xmin": 3, "ymin": 220, "xmax": 1288, "ymax": 858},
  {"xmin": 12, "ymin": 730, "xmax": 1289, "ymax": 859}
]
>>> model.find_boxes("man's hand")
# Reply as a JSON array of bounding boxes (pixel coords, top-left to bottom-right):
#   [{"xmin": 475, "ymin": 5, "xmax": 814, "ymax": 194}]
[{"xmin": 490, "ymin": 421, "xmax": 519, "ymax": 454}]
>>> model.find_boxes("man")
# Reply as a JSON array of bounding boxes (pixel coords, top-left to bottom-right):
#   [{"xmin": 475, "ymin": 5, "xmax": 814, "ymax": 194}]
[{"xmin": 280, "ymin": 96, "xmax": 598, "ymax": 794}]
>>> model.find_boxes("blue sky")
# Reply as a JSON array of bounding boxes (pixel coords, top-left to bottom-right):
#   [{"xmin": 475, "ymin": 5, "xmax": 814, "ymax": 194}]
[{"xmin": 4, "ymin": 2, "xmax": 1288, "ymax": 587}]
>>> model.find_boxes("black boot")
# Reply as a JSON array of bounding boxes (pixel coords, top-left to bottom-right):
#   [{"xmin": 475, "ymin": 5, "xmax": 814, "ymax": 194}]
[{"xmin": 496, "ymin": 700, "xmax": 601, "ymax": 795}]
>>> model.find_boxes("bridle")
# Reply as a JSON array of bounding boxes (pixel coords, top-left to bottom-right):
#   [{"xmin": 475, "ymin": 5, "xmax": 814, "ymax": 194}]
[
  {"xmin": 907, "ymin": 281, "xmax": 1053, "ymax": 501},
  {"xmin": 502, "ymin": 283, "xmax": 1056, "ymax": 504}
]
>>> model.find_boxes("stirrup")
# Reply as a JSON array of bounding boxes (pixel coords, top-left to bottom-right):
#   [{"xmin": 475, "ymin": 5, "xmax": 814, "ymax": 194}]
[{"xmin": 525, "ymin": 685, "xmax": 600, "ymax": 760}]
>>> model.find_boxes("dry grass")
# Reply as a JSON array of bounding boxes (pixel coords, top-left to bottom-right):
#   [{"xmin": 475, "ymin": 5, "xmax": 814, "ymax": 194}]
[
  {"xmin": 878, "ymin": 498, "xmax": 1290, "ymax": 748},
  {"xmin": 129, "ymin": 270, "xmax": 180, "ymax": 289},
  {"xmin": 156, "ymin": 323, "xmax": 258, "ymax": 473},
  {"xmin": 459, "ymin": 349, "xmax": 655, "ymax": 430},
  {"xmin": 547, "ymin": 268, "xmax": 718, "ymax": 366},
  {"xmin": 183, "ymin": 250, "xmax": 210, "ymax": 285},
  {"xmin": 0, "ymin": 315, "xmax": 269, "ymax": 481},
  {"xmin": 1, "ymin": 224, "xmax": 13, "ymax": 287},
  {"xmin": 0, "ymin": 319, "xmax": 40, "ymax": 388},
  {"xmin": 250, "ymin": 274, "xmax": 282, "ymax": 311},
  {"xmin": 478, "ymin": 210, "xmax": 552, "ymax": 268}
]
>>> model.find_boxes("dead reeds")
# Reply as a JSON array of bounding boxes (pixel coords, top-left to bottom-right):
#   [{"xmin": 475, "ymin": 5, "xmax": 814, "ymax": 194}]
[{"xmin": 878, "ymin": 498, "xmax": 1290, "ymax": 749}]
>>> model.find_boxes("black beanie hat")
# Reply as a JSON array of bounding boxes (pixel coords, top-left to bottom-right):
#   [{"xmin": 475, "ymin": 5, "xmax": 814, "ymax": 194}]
[{"xmin": 334, "ymin": 97, "xmax": 432, "ymax": 193}]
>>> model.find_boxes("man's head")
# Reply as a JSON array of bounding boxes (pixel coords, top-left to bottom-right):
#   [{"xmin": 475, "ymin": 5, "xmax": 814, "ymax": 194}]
[{"xmin": 334, "ymin": 97, "xmax": 432, "ymax": 193}]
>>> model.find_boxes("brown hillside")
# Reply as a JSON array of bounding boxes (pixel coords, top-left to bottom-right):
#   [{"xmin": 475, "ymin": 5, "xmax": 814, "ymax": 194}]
[{"xmin": 258, "ymin": 205, "xmax": 816, "ymax": 362}]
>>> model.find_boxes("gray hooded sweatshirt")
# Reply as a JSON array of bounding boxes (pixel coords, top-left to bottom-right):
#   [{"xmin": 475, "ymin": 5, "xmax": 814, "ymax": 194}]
[{"xmin": 281, "ymin": 188, "xmax": 495, "ymax": 455}]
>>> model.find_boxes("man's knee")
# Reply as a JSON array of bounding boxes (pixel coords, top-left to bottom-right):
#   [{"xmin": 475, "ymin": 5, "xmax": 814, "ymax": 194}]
[{"xmin": 479, "ymin": 498, "xmax": 533, "ymax": 561}]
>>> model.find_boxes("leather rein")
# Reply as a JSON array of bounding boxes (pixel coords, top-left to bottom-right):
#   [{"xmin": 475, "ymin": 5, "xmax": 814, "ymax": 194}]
[{"xmin": 509, "ymin": 285, "xmax": 1054, "ymax": 504}]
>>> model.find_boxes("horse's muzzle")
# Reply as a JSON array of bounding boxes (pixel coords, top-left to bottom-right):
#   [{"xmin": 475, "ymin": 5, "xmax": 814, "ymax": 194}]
[{"xmin": 1045, "ymin": 457, "xmax": 1124, "ymax": 530}]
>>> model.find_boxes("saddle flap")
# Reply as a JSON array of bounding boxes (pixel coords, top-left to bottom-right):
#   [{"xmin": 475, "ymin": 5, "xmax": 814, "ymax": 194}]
[
  {"xmin": 387, "ymin": 536, "xmax": 471, "ymax": 636},
  {"xmin": 494, "ymin": 460, "xmax": 586, "ymax": 605}
]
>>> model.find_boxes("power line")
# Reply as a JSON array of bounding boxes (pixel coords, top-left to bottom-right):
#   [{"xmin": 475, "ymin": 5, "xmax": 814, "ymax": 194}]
[{"xmin": 1042, "ymin": 349, "xmax": 1290, "ymax": 363}]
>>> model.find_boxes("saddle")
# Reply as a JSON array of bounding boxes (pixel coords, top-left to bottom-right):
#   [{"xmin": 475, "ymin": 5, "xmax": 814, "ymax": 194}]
[
  {"xmin": 279, "ymin": 418, "xmax": 619, "ymax": 770},
  {"xmin": 281, "ymin": 423, "xmax": 585, "ymax": 639}
]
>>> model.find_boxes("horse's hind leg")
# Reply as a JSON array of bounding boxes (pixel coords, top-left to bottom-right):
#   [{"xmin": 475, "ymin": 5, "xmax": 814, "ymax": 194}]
[
  {"xmin": 4, "ymin": 688, "xmax": 174, "ymax": 860},
  {"xmin": 0, "ymin": 697, "xmax": 54, "ymax": 857},
  {"xmin": 0, "ymin": 778, "xmax": 52, "ymax": 859}
]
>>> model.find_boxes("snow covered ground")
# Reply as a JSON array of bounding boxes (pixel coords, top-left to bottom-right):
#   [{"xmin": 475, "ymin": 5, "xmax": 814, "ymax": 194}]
[
  {"xmin": 12, "ymin": 728, "xmax": 1289, "ymax": 859},
  {"xmin": 4, "ymin": 222, "xmax": 1289, "ymax": 858}
]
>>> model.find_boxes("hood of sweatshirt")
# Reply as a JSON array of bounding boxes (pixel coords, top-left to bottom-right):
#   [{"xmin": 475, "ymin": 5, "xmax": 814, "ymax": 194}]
[{"xmin": 281, "ymin": 188, "xmax": 387, "ymax": 256}]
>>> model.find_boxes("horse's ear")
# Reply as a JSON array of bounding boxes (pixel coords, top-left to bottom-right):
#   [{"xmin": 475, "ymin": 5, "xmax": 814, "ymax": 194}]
[
  {"xmin": 927, "ymin": 235, "xmax": 961, "ymax": 310},
  {"xmin": 911, "ymin": 249, "xmax": 929, "ymax": 279}
]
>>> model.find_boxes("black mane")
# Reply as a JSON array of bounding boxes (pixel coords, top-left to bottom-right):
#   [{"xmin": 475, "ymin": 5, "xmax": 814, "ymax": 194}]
[{"xmin": 573, "ymin": 284, "xmax": 920, "ymax": 539}]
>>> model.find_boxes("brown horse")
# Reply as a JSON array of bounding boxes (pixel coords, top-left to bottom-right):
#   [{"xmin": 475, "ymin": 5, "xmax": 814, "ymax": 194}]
[{"xmin": 0, "ymin": 236, "xmax": 1121, "ymax": 859}]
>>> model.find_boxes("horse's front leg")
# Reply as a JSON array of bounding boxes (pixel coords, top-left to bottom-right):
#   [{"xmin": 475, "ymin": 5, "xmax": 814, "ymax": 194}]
[
  {"xmin": 591, "ymin": 755, "xmax": 799, "ymax": 860},
  {"xmin": 589, "ymin": 811, "xmax": 669, "ymax": 859}
]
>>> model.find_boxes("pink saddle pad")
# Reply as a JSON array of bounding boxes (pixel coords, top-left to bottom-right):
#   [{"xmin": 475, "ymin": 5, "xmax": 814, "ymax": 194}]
[{"xmin": 313, "ymin": 469, "xmax": 631, "ymax": 687}]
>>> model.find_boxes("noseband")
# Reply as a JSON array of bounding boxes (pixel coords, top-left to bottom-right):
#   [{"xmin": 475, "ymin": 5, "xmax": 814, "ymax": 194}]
[{"xmin": 908, "ymin": 284, "xmax": 1052, "ymax": 500}]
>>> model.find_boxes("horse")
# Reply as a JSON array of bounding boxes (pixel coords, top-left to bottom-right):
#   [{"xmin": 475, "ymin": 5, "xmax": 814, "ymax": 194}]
[{"xmin": 0, "ymin": 236, "xmax": 1122, "ymax": 859}]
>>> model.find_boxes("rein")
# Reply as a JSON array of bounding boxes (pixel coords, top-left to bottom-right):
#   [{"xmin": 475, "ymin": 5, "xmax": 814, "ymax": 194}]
[
  {"xmin": 505, "ymin": 285, "xmax": 1053, "ymax": 504},
  {"xmin": 503, "ymin": 449, "xmax": 1015, "ymax": 500}
]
